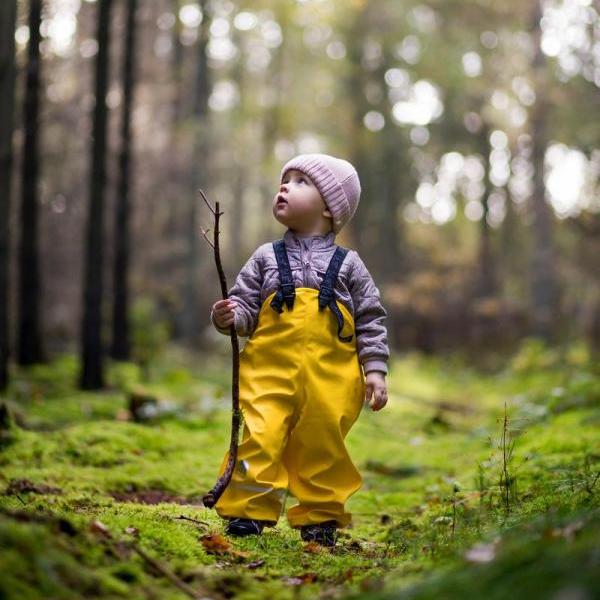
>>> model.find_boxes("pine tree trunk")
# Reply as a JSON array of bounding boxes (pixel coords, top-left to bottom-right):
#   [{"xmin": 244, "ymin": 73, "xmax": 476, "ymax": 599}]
[
  {"xmin": 0, "ymin": 0, "xmax": 17, "ymax": 389},
  {"xmin": 529, "ymin": 0, "xmax": 561, "ymax": 340},
  {"xmin": 111, "ymin": 0, "xmax": 138, "ymax": 361},
  {"xmin": 17, "ymin": 0, "xmax": 44, "ymax": 366},
  {"xmin": 180, "ymin": 0, "xmax": 210, "ymax": 346},
  {"xmin": 80, "ymin": 0, "xmax": 113, "ymax": 389}
]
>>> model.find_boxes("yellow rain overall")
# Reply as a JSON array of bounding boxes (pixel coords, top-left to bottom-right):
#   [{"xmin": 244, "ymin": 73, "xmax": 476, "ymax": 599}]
[{"xmin": 215, "ymin": 241, "xmax": 366, "ymax": 528}]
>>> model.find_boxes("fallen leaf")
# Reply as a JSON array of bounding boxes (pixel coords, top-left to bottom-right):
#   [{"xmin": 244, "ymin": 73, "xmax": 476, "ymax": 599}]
[
  {"xmin": 200, "ymin": 533, "xmax": 231, "ymax": 555},
  {"xmin": 303, "ymin": 541, "xmax": 322, "ymax": 554},
  {"xmin": 124, "ymin": 526, "xmax": 139, "ymax": 537},
  {"xmin": 229, "ymin": 548, "xmax": 250, "ymax": 561}
]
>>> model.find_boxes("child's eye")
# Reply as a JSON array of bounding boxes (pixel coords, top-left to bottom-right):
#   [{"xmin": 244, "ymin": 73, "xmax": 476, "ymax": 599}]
[{"xmin": 298, "ymin": 177, "xmax": 306, "ymax": 184}]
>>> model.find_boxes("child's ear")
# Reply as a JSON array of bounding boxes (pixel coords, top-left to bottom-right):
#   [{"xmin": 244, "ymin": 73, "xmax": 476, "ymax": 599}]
[{"xmin": 322, "ymin": 208, "xmax": 332, "ymax": 218}]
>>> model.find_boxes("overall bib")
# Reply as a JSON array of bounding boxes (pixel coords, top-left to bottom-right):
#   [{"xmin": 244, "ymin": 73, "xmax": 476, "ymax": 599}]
[{"xmin": 214, "ymin": 241, "xmax": 366, "ymax": 528}]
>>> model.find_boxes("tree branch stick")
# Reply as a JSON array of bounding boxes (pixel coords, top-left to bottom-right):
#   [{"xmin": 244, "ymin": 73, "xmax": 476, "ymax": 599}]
[{"xmin": 198, "ymin": 189, "xmax": 241, "ymax": 509}]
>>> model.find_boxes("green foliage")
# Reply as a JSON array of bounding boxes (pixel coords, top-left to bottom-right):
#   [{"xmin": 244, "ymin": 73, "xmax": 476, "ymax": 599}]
[
  {"xmin": 106, "ymin": 361, "xmax": 142, "ymax": 392},
  {"xmin": 130, "ymin": 297, "xmax": 170, "ymax": 381},
  {"xmin": 10, "ymin": 354, "xmax": 79, "ymax": 400}
]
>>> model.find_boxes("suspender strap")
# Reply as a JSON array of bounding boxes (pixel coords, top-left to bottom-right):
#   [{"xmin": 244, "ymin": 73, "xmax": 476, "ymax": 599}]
[
  {"xmin": 269, "ymin": 240, "xmax": 296, "ymax": 313},
  {"xmin": 318, "ymin": 246, "xmax": 353, "ymax": 343}
]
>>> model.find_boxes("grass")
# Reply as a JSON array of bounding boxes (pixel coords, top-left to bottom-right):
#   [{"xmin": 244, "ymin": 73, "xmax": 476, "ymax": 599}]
[{"xmin": 0, "ymin": 339, "xmax": 598, "ymax": 599}]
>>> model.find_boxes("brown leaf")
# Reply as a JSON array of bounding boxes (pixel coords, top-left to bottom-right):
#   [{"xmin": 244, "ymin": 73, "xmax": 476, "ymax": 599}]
[
  {"xmin": 303, "ymin": 541, "xmax": 322, "ymax": 554},
  {"xmin": 124, "ymin": 526, "xmax": 139, "ymax": 537},
  {"xmin": 229, "ymin": 548, "xmax": 251, "ymax": 561},
  {"xmin": 200, "ymin": 533, "xmax": 231, "ymax": 555}
]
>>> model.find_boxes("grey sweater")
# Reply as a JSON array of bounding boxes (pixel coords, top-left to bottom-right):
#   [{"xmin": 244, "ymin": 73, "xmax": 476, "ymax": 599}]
[{"xmin": 210, "ymin": 229, "xmax": 389, "ymax": 375}]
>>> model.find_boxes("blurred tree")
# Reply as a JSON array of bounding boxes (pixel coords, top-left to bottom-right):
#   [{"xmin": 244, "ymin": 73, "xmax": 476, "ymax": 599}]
[
  {"xmin": 0, "ymin": 0, "xmax": 17, "ymax": 390},
  {"xmin": 179, "ymin": 0, "xmax": 211, "ymax": 346},
  {"xmin": 80, "ymin": 0, "xmax": 113, "ymax": 389},
  {"xmin": 475, "ymin": 123, "xmax": 499, "ymax": 298},
  {"xmin": 3, "ymin": 0, "xmax": 596, "ymax": 358},
  {"xmin": 110, "ymin": 0, "xmax": 139, "ymax": 362},
  {"xmin": 528, "ymin": 0, "xmax": 561, "ymax": 341},
  {"xmin": 17, "ymin": 0, "xmax": 44, "ymax": 366}
]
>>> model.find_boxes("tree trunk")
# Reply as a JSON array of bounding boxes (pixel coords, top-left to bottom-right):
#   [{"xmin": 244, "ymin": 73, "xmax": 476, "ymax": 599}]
[
  {"xmin": 229, "ymin": 29, "xmax": 246, "ymax": 269},
  {"xmin": 475, "ymin": 124, "xmax": 498, "ymax": 298},
  {"xmin": 17, "ymin": 0, "xmax": 44, "ymax": 366},
  {"xmin": 529, "ymin": 0, "xmax": 561, "ymax": 340},
  {"xmin": 179, "ymin": 0, "xmax": 210, "ymax": 346},
  {"xmin": 170, "ymin": 0, "xmax": 185, "ymax": 133},
  {"xmin": 80, "ymin": 0, "xmax": 113, "ymax": 389},
  {"xmin": 378, "ymin": 126, "xmax": 404, "ymax": 283},
  {"xmin": 110, "ymin": 0, "xmax": 138, "ymax": 361},
  {"xmin": 0, "ymin": 0, "xmax": 17, "ymax": 390}
]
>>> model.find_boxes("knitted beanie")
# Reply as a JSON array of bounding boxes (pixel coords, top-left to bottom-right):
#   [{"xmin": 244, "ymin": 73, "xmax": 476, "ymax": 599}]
[{"xmin": 280, "ymin": 153, "xmax": 361, "ymax": 234}]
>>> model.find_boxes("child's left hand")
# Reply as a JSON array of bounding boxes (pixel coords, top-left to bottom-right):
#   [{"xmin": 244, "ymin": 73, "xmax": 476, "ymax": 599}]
[{"xmin": 365, "ymin": 372, "xmax": 387, "ymax": 411}]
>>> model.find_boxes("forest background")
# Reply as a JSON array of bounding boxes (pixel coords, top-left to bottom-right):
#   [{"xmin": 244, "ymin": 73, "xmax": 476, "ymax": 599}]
[{"xmin": 1, "ymin": 0, "xmax": 599, "ymax": 387}]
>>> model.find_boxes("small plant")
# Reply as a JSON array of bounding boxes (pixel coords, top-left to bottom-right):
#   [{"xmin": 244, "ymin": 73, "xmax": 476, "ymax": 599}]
[
  {"xmin": 494, "ymin": 401, "xmax": 529, "ymax": 514},
  {"xmin": 474, "ymin": 460, "xmax": 491, "ymax": 531}
]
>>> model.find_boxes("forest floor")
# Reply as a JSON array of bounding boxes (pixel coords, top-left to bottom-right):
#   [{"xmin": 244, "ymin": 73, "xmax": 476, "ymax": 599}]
[{"xmin": 0, "ymin": 339, "xmax": 598, "ymax": 599}]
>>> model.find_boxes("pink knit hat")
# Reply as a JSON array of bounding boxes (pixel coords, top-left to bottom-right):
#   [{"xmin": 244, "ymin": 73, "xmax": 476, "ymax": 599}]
[{"xmin": 280, "ymin": 153, "xmax": 361, "ymax": 233}]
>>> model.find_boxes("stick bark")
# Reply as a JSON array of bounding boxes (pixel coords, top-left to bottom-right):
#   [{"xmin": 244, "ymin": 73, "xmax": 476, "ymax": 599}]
[{"xmin": 199, "ymin": 189, "xmax": 241, "ymax": 509}]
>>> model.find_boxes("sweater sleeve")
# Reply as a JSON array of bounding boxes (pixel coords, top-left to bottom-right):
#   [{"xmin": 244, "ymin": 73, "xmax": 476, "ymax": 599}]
[
  {"xmin": 210, "ymin": 245, "xmax": 265, "ymax": 338},
  {"xmin": 347, "ymin": 251, "xmax": 390, "ymax": 375}
]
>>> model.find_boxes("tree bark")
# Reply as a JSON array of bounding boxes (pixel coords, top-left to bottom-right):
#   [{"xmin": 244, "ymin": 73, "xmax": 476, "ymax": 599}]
[
  {"xmin": 0, "ymin": 0, "xmax": 17, "ymax": 389},
  {"xmin": 179, "ymin": 0, "xmax": 210, "ymax": 346},
  {"xmin": 80, "ymin": 0, "xmax": 113, "ymax": 389},
  {"xmin": 17, "ymin": 0, "xmax": 44, "ymax": 366},
  {"xmin": 110, "ymin": 0, "xmax": 138, "ymax": 361},
  {"xmin": 529, "ymin": 0, "xmax": 561, "ymax": 340}
]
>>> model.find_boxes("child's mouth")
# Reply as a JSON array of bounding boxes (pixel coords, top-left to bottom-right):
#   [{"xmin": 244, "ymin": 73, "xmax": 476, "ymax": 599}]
[{"xmin": 276, "ymin": 195, "xmax": 287, "ymax": 205}]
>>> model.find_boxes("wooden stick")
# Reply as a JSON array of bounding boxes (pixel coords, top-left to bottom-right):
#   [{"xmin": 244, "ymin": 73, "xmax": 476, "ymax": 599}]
[{"xmin": 198, "ymin": 189, "xmax": 242, "ymax": 509}]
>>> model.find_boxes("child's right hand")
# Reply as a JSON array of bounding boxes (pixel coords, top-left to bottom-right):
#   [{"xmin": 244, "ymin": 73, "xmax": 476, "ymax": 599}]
[{"xmin": 212, "ymin": 299, "xmax": 238, "ymax": 329}]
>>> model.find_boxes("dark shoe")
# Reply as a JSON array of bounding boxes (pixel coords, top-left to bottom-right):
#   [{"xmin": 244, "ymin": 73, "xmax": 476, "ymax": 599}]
[
  {"xmin": 300, "ymin": 520, "xmax": 338, "ymax": 547},
  {"xmin": 225, "ymin": 518, "xmax": 265, "ymax": 537}
]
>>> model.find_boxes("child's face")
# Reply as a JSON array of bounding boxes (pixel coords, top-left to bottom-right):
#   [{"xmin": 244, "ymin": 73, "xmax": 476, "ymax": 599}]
[{"xmin": 273, "ymin": 169, "xmax": 333, "ymax": 234}]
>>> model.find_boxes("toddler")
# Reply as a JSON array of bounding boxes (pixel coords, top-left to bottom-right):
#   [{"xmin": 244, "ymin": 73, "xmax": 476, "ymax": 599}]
[{"xmin": 210, "ymin": 153, "xmax": 389, "ymax": 546}]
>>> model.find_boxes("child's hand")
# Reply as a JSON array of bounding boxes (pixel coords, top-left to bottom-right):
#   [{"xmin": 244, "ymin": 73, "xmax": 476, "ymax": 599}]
[
  {"xmin": 365, "ymin": 372, "xmax": 387, "ymax": 411},
  {"xmin": 212, "ymin": 299, "xmax": 237, "ymax": 329}
]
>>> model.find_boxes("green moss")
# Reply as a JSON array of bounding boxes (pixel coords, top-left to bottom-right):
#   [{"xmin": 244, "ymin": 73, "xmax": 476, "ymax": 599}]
[{"xmin": 0, "ymin": 344, "xmax": 598, "ymax": 598}]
